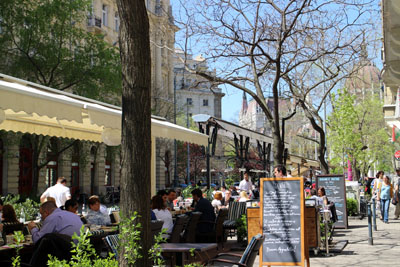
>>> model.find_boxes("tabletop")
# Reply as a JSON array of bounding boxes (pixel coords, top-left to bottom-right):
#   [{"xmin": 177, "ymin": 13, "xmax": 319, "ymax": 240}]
[{"xmin": 160, "ymin": 243, "xmax": 217, "ymax": 253}]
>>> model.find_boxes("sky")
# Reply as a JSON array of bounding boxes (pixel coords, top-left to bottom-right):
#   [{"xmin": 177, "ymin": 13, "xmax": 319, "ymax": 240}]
[{"xmin": 171, "ymin": 0, "xmax": 382, "ymax": 124}]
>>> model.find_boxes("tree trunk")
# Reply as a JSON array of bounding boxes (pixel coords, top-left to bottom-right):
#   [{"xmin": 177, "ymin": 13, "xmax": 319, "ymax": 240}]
[
  {"xmin": 116, "ymin": 0, "xmax": 152, "ymax": 266},
  {"xmin": 301, "ymin": 103, "xmax": 329, "ymax": 174}
]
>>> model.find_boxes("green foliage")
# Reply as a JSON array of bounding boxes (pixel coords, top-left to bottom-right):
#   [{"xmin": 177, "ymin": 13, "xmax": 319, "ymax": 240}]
[
  {"xmin": 236, "ymin": 214, "xmax": 247, "ymax": 244},
  {"xmin": 119, "ymin": 213, "xmax": 143, "ymax": 265},
  {"xmin": 47, "ymin": 226, "xmax": 117, "ymax": 267},
  {"xmin": 11, "ymin": 231, "xmax": 25, "ymax": 267},
  {"xmin": 347, "ymin": 198, "xmax": 358, "ymax": 216},
  {"xmin": 2, "ymin": 195, "xmax": 40, "ymax": 221},
  {"xmin": 328, "ymin": 89, "xmax": 393, "ymax": 176},
  {"xmin": 182, "ymin": 185, "xmax": 199, "ymax": 198},
  {"xmin": 0, "ymin": 0, "xmax": 121, "ymax": 103},
  {"xmin": 148, "ymin": 229, "xmax": 167, "ymax": 266}
]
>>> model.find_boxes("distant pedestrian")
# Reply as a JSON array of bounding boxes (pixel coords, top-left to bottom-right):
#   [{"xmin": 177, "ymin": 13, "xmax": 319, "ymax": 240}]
[
  {"xmin": 373, "ymin": 171, "xmax": 384, "ymax": 220},
  {"xmin": 40, "ymin": 177, "xmax": 71, "ymax": 207},
  {"xmin": 395, "ymin": 168, "xmax": 400, "ymax": 220},
  {"xmin": 377, "ymin": 175, "xmax": 393, "ymax": 224}
]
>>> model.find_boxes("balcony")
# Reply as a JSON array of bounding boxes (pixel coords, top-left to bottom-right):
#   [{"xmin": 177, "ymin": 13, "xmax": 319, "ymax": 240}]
[{"xmin": 87, "ymin": 15, "xmax": 104, "ymax": 34}]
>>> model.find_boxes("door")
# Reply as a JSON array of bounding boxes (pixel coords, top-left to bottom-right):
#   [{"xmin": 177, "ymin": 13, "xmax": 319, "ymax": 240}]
[{"xmin": 71, "ymin": 162, "xmax": 79, "ymax": 196}]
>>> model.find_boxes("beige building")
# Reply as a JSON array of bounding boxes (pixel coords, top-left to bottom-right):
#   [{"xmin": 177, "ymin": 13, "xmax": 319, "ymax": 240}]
[
  {"xmin": 88, "ymin": 0, "xmax": 178, "ymax": 117},
  {"xmin": 0, "ymin": 0, "xmax": 180, "ymax": 197},
  {"xmin": 382, "ymin": 0, "xmax": 400, "ymax": 127},
  {"xmin": 173, "ymin": 49, "xmax": 224, "ymax": 119}
]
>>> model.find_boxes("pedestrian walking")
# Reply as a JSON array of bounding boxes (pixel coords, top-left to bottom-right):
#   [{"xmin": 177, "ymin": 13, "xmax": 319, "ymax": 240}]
[
  {"xmin": 372, "ymin": 171, "xmax": 384, "ymax": 219},
  {"xmin": 394, "ymin": 168, "xmax": 400, "ymax": 220},
  {"xmin": 377, "ymin": 175, "xmax": 393, "ymax": 224}
]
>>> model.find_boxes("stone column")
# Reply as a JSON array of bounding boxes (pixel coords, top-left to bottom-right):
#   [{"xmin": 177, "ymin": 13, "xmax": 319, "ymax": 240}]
[
  {"xmin": 6, "ymin": 133, "xmax": 21, "ymax": 194},
  {"xmin": 96, "ymin": 144, "xmax": 106, "ymax": 195}
]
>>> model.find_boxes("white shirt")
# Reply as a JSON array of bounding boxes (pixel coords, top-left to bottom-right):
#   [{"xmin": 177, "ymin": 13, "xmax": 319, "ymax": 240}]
[
  {"xmin": 239, "ymin": 179, "xmax": 253, "ymax": 193},
  {"xmin": 211, "ymin": 199, "xmax": 222, "ymax": 209},
  {"xmin": 152, "ymin": 209, "xmax": 173, "ymax": 234},
  {"xmin": 41, "ymin": 183, "xmax": 71, "ymax": 207}
]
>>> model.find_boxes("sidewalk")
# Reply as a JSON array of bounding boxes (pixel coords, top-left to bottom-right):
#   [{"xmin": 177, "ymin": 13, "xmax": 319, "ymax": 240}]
[{"xmin": 254, "ymin": 205, "xmax": 400, "ymax": 266}]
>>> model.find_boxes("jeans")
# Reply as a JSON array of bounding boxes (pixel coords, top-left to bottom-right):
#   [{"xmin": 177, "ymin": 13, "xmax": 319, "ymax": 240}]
[{"xmin": 380, "ymin": 199, "xmax": 390, "ymax": 222}]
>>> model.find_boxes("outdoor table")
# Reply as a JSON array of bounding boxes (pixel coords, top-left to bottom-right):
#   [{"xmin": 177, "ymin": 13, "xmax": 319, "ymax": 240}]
[
  {"xmin": 0, "ymin": 241, "xmax": 34, "ymax": 264},
  {"xmin": 160, "ymin": 243, "xmax": 217, "ymax": 266}
]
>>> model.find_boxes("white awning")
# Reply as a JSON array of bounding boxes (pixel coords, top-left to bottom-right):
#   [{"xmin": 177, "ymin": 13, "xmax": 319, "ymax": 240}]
[{"xmin": 0, "ymin": 74, "xmax": 208, "ymax": 146}]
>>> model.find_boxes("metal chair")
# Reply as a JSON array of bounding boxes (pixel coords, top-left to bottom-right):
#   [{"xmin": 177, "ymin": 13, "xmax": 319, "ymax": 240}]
[
  {"xmin": 151, "ymin": 219, "xmax": 164, "ymax": 243},
  {"xmin": 181, "ymin": 212, "xmax": 202, "ymax": 243},
  {"xmin": 223, "ymin": 201, "xmax": 247, "ymax": 238},
  {"xmin": 168, "ymin": 215, "xmax": 188, "ymax": 243},
  {"xmin": 103, "ymin": 234, "xmax": 120, "ymax": 259},
  {"xmin": 207, "ymin": 234, "xmax": 264, "ymax": 266},
  {"xmin": 196, "ymin": 208, "xmax": 228, "ymax": 246}
]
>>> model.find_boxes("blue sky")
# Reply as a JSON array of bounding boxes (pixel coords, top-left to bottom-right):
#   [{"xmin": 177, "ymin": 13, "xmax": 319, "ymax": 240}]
[{"xmin": 171, "ymin": 0, "xmax": 382, "ymax": 123}]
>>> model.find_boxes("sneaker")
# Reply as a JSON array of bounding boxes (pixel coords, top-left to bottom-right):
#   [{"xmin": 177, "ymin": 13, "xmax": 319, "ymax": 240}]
[
  {"xmin": 394, "ymin": 217, "xmax": 399, "ymax": 220},
  {"xmin": 385, "ymin": 221, "xmax": 389, "ymax": 224}
]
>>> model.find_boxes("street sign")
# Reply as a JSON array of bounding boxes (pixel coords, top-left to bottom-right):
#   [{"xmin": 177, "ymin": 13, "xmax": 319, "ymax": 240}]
[{"xmin": 395, "ymin": 150, "xmax": 400, "ymax": 160}]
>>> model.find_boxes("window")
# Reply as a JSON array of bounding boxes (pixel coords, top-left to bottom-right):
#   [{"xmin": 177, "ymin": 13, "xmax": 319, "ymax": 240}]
[
  {"xmin": 114, "ymin": 12, "xmax": 119, "ymax": 32},
  {"xmin": 203, "ymin": 99, "xmax": 209, "ymax": 106},
  {"xmin": 187, "ymin": 98, "xmax": 193, "ymax": 105},
  {"xmin": 102, "ymin": 5, "xmax": 108, "ymax": 27},
  {"xmin": 105, "ymin": 146, "xmax": 113, "ymax": 186}
]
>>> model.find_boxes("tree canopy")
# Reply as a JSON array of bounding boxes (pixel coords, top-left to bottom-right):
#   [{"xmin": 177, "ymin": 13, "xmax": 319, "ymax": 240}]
[
  {"xmin": 0, "ymin": 0, "xmax": 121, "ymax": 102},
  {"xmin": 328, "ymin": 88, "xmax": 393, "ymax": 178}
]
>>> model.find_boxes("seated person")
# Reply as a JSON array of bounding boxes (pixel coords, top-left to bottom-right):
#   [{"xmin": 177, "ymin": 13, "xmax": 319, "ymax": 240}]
[
  {"xmin": 221, "ymin": 190, "xmax": 234, "ymax": 208},
  {"xmin": 151, "ymin": 195, "xmax": 173, "ymax": 236},
  {"xmin": 166, "ymin": 189, "xmax": 177, "ymax": 210},
  {"xmin": 86, "ymin": 196, "xmax": 111, "ymax": 226},
  {"xmin": 211, "ymin": 192, "xmax": 223, "ymax": 211},
  {"xmin": 191, "ymin": 188, "xmax": 216, "ymax": 233},
  {"xmin": 28, "ymin": 201, "xmax": 83, "ymax": 244},
  {"xmin": 309, "ymin": 189, "xmax": 323, "ymax": 207},
  {"xmin": 64, "ymin": 199, "xmax": 79, "ymax": 214},
  {"xmin": 1, "ymin": 204, "xmax": 19, "ymax": 223},
  {"xmin": 238, "ymin": 191, "xmax": 249, "ymax": 202}
]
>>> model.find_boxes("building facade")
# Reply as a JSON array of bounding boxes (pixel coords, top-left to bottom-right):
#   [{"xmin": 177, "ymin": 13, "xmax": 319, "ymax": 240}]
[
  {"xmin": 173, "ymin": 49, "xmax": 224, "ymax": 119},
  {"xmin": 0, "ymin": 0, "xmax": 179, "ymax": 197}
]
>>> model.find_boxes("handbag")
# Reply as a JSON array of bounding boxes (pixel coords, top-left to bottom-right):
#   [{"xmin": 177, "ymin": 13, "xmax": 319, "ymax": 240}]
[{"xmin": 392, "ymin": 196, "xmax": 398, "ymax": 206}]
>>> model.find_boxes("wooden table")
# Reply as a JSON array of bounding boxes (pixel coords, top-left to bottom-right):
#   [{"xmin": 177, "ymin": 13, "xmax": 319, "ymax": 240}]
[{"xmin": 160, "ymin": 243, "xmax": 217, "ymax": 266}]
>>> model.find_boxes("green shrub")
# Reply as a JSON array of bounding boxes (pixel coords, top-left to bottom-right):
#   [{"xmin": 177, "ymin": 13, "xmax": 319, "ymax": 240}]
[
  {"xmin": 236, "ymin": 214, "xmax": 247, "ymax": 244},
  {"xmin": 347, "ymin": 198, "xmax": 358, "ymax": 216},
  {"xmin": 2, "ymin": 195, "xmax": 40, "ymax": 221}
]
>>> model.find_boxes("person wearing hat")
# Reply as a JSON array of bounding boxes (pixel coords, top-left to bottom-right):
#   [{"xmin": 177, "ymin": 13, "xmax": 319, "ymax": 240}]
[{"xmin": 394, "ymin": 168, "xmax": 400, "ymax": 219}]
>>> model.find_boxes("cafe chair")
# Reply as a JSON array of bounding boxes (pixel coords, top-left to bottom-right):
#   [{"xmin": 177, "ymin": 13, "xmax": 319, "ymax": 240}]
[
  {"xmin": 29, "ymin": 233, "xmax": 72, "ymax": 267},
  {"xmin": 167, "ymin": 215, "xmax": 188, "ymax": 243},
  {"xmin": 181, "ymin": 212, "xmax": 202, "ymax": 243},
  {"xmin": 2, "ymin": 222, "xmax": 24, "ymax": 235},
  {"xmin": 223, "ymin": 201, "xmax": 247, "ymax": 238},
  {"xmin": 103, "ymin": 234, "xmax": 120, "ymax": 259},
  {"xmin": 151, "ymin": 219, "xmax": 164, "ymax": 243},
  {"xmin": 196, "ymin": 208, "xmax": 228, "ymax": 247},
  {"xmin": 207, "ymin": 233, "xmax": 264, "ymax": 267}
]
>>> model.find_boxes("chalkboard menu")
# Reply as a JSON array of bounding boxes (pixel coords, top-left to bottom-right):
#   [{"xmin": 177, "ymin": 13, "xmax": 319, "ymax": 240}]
[
  {"xmin": 316, "ymin": 175, "xmax": 348, "ymax": 229},
  {"xmin": 260, "ymin": 177, "xmax": 305, "ymax": 266}
]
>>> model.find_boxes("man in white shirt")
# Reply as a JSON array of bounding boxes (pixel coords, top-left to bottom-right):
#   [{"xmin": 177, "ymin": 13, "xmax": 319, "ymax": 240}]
[
  {"xmin": 40, "ymin": 177, "xmax": 71, "ymax": 207},
  {"xmin": 239, "ymin": 171, "xmax": 253, "ymax": 194}
]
